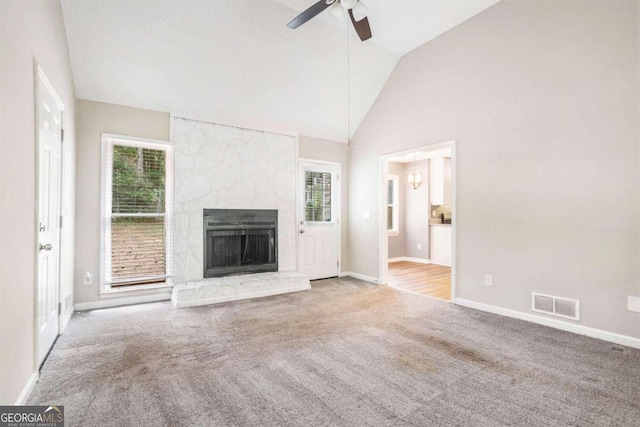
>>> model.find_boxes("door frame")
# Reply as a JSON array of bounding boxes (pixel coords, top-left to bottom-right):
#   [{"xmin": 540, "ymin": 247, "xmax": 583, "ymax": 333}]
[
  {"xmin": 296, "ymin": 158, "xmax": 342, "ymax": 277},
  {"xmin": 378, "ymin": 140, "xmax": 457, "ymax": 301},
  {"xmin": 34, "ymin": 63, "xmax": 65, "ymax": 370}
]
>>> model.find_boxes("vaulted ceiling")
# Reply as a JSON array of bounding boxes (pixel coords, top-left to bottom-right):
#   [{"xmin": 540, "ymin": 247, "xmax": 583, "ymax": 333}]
[{"xmin": 61, "ymin": 0, "xmax": 498, "ymax": 142}]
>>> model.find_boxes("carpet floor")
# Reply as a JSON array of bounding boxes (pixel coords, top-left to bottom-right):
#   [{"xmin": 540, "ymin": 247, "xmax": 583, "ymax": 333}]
[{"xmin": 29, "ymin": 277, "xmax": 640, "ymax": 426}]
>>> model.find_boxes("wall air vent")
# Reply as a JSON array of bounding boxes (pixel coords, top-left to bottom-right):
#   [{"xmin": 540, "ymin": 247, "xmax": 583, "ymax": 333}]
[{"xmin": 532, "ymin": 292, "xmax": 580, "ymax": 321}]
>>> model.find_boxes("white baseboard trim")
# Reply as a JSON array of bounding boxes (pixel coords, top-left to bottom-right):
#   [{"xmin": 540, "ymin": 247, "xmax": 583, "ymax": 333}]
[
  {"xmin": 430, "ymin": 261, "xmax": 451, "ymax": 267},
  {"xmin": 15, "ymin": 372, "xmax": 38, "ymax": 405},
  {"xmin": 388, "ymin": 257, "xmax": 431, "ymax": 264},
  {"xmin": 60, "ymin": 306, "xmax": 73, "ymax": 333},
  {"xmin": 75, "ymin": 293, "xmax": 171, "ymax": 311},
  {"xmin": 455, "ymin": 298, "xmax": 640, "ymax": 350},
  {"xmin": 173, "ymin": 284, "xmax": 310, "ymax": 308},
  {"xmin": 338, "ymin": 271, "xmax": 379, "ymax": 284}
]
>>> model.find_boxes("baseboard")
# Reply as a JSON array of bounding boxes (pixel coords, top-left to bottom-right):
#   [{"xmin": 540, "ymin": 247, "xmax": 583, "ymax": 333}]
[
  {"xmin": 75, "ymin": 293, "xmax": 171, "ymax": 311},
  {"xmin": 173, "ymin": 284, "xmax": 310, "ymax": 308},
  {"xmin": 338, "ymin": 271, "xmax": 379, "ymax": 284},
  {"xmin": 388, "ymin": 257, "xmax": 431, "ymax": 264},
  {"xmin": 15, "ymin": 372, "xmax": 38, "ymax": 405},
  {"xmin": 405, "ymin": 257, "xmax": 431, "ymax": 264},
  {"xmin": 430, "ymin": 261, "xmax": 451, "ymax": 267},
  {"xmin": 454, "ymin": 298, "xmax": 640, "ymax": 350},
  {"xmin": 60, "ymin": 306, "xmax": 73, "ymax": 333}
]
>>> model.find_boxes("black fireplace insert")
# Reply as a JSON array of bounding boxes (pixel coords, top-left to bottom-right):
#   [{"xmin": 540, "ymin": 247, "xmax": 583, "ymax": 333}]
[{"xmin": 203, "ymin": 209, "xmax": 278, "ymax": 278}]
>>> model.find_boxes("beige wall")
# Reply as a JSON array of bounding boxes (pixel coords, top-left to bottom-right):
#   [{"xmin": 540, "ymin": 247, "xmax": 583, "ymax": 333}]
[
  {"xmin": 74, "ymin": 100, "xmax": 169, "ymax": 304},
  {"xmin": 403, "ymin": 159, "xmax": 430, "ymax": 260},
  {"xmin": 299, "ymin": 136, "xmax": 350, "ymax": 270},
  {"xmin": 388, "ymin": 160, "xmax": 431, "ymax": 260},
  {"xmin": 0, "ymin": 0, "xmax": 76, "ymax": 404},
  {"xmin": 349, "ymin": 0, "xmax": 640, "ymax": 338},
  {"xmin": 387, "ymin": 162, "xmax": 406, "ymax": 259}
]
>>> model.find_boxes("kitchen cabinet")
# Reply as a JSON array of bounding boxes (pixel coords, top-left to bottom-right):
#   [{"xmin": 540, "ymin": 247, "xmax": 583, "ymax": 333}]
[
  {"xmin": 430, "ymin": 225, "xmax": 452, "ymax": 267},
  {"xmin": 430, "ymin": 157, "xmax": 452, "ymax": 205}
]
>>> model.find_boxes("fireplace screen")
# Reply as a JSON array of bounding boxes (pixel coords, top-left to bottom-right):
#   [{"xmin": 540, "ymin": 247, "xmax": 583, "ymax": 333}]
[{"xmin": 203, "ymin": 209, "xmax": 278, "ymax": 278}]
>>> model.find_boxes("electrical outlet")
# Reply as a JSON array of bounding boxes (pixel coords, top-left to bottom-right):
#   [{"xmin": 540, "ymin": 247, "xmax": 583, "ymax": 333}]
[
  {"xmin": 484, "ymin": 274, "xmax": 493, "ymax": 287},
  {"xmin": 417, "ymin": 243, "xmax": 422, "ymax": 250},
  {"xmin": 628, "ymin": 296, "xmax": 640, "ymax": 313},
  {"xmin": 83, "ymin": 271, "xmax": 92, "ymax": 285},
  {"xmin": 363, "ymin": 210, "xmax": 370, "ymax": 219}
]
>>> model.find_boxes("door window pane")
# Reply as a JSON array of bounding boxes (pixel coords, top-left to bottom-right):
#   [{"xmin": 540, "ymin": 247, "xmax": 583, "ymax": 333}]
[{"xmin": 305, "ymin": 171, "xmax": 332, "ymax": 222}]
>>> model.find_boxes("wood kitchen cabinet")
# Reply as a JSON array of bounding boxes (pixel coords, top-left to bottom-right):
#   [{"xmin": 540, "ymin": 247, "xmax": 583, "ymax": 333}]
[{"xmin": 430, "ymin": 225, "xmax": 452, "ymax": 266}]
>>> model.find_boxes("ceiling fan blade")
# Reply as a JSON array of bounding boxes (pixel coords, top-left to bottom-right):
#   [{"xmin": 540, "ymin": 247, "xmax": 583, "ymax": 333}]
[
  {"xmin": 287, "ymin": 1, "xmax": 333, "ymax": 29},
  {"xmin": 348, "ymin": 9, "xmax": 372, "ymax": 41}
]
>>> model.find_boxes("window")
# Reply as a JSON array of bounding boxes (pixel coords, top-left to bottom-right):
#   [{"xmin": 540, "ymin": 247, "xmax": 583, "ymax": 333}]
[
  {"xmin": 387, "ymin": 175, "xmax": 399, "ymax": 235},
  {"xmin": 101, "ymin": 135, "xmax": 173, "ymax": 292},
  {"xmin": 305, "ymin": 171, "xmax": 332, "ymax": 222}
]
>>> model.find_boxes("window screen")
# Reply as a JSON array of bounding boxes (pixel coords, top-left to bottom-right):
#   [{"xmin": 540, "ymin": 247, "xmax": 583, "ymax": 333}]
[{"xmin": 305, "ymin": 171, "xmax": 332, "ymax": 222}]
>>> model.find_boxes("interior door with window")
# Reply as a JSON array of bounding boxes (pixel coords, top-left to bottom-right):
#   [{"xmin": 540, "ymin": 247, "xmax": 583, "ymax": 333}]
[
  {"xmin": 298, "ymin": 162, "xmax": 339, "ymax": 280},
  {"xmin": 36, "ymin": 67, "xmax": 63, "ymax": 367}
]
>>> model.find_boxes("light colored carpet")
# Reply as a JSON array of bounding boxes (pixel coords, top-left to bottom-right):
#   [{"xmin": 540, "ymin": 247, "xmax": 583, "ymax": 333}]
[{"xmin": 29, "ymin": 277, "xmax": 640, "ymax": 426}]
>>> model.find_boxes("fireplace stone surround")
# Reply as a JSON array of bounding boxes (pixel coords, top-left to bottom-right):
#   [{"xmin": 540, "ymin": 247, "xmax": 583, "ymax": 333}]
[{"xmin": 171, "ymin": 118, "xmax": 308, "ymax": 307}]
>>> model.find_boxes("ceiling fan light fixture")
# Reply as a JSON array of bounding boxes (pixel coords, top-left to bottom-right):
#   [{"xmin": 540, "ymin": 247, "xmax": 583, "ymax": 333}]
[
  {"xmin": 351, "ymin": 1, "xmax": 367, "ymax": 21},
  {"xmin": 341, "ymin": 0, "xmax": 357, "ymax": 10},
  {"xmin": 329, "ymin": 1, "xmax": 343, "ymax": 18}
]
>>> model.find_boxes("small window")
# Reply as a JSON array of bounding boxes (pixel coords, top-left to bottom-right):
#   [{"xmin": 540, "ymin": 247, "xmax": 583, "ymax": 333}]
[
  {"xmin": 101, "ymin": 135, "xmax": 173, "ymax": 291},
  {"xmin": 305, "ymin": 171, "xmax": 332, "ymax": 222},
  {"xmin": 387, "ymin": 175, "xmax": 399, "ymax": 235}
]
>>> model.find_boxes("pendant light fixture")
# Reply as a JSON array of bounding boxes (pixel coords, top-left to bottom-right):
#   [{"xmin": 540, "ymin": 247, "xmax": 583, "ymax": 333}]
[{"xmin": 405, "ymin": 154, "xmax": 424, "ymax": 190}]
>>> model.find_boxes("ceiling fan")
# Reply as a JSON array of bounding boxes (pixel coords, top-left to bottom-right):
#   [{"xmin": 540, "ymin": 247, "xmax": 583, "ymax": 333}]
[{"xmin": 287, "ymin": 0, "xmax": 372, "ymax": 41}]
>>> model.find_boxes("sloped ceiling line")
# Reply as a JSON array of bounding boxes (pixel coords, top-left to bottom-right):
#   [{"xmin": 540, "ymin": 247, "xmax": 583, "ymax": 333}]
[{"xmin": 61, "ymin": 0, "xmax": 498, "ymax": 143}]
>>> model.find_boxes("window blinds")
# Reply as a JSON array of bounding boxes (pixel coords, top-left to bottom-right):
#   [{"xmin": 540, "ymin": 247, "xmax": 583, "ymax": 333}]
[
  {"xmin": 102, "ymin": 137, "xmax": 173, "ymax": 287},
  {"xmin": 387, "ymin": 179, "xmax": 395, "ymax": 205},
  {"xmin": 305, "ymin": 171, "xmax": 332, "ymax": 222}
]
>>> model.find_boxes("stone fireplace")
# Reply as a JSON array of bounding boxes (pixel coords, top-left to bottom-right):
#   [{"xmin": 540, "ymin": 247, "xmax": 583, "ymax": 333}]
[
  {"xmin": 172, "ymin": 117, "xmax": 297, "ymax": 283},
  {"xmin": 203, "ymin": 209, "xmax": 278, "ymax": 278},
  {"xmin": 171, "ymin": 118, "xmax": 308, "ymax": 308}
]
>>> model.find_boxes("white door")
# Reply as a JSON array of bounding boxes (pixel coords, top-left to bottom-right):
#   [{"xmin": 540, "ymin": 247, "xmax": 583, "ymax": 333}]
[
  {"xmin": 298, "ymin": 162, "xmax": 340, "ymax": 280},
  {"xmin": 36, "ymin": 67, "xmax": 63, "ymax": 367}
]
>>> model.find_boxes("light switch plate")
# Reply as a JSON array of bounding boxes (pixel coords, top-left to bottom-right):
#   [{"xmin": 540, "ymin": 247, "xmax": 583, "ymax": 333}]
[
  {"xmin": 628, "ymin": 296, "xmax": 640, "ymax": 313},
  {"xmin": 363, "ymin": 211, "xmax": 370, "ymax": 219}
]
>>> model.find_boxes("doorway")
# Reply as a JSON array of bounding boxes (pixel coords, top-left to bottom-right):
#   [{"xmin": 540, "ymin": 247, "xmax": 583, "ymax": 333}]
[
  {"xmin": 297, "ymin": 160, "xmax": 341, "ymax": 280},
  {"xmin": 379, "ymin": 141, "xmax": 456, "ymax": 301},
  {"xmin": 35, "ymin": 65, "xmax": 64, "ymax": 367}
]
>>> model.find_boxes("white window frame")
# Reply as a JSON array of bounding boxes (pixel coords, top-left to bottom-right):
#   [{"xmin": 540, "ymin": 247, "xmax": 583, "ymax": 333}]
[
  {"xmin": 387, "ymin": 175, "xmax": 399, "ymax": 236},
  {"xmin": 100, "ymin": 134, "xmax": 174, "ymax": 295}
]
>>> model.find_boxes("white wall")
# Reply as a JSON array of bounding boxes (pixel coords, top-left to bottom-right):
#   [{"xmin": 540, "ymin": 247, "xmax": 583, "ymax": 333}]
[
  {"xmin": 172, "ymin": 118, "xmax": 297, "ymax": 281},
  {"xmin": 298, "ymin": 136, "xmax": 350, "ymax": 270},
  {"xmin": 349, "ymin": 0, "xmax": 640, "ymax": 339},
  {"xmin": 0, "ymin": 0, "xmax": 76, "ymax": 404},
  {"xmin": 74, "ymin": 100, "xmax": 169, "ymax": 304}
]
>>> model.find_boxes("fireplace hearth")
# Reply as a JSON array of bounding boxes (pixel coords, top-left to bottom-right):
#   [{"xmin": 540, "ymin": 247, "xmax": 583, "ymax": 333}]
[{"xmin": 203, "ymin": 209, "xmax": 278, "ymax": 278}]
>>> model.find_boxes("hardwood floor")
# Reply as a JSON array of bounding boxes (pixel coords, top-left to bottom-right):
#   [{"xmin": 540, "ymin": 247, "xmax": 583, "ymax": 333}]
[{"xmin": 387, "ymin": 261, "xmax": 451, "ymax": 300}]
